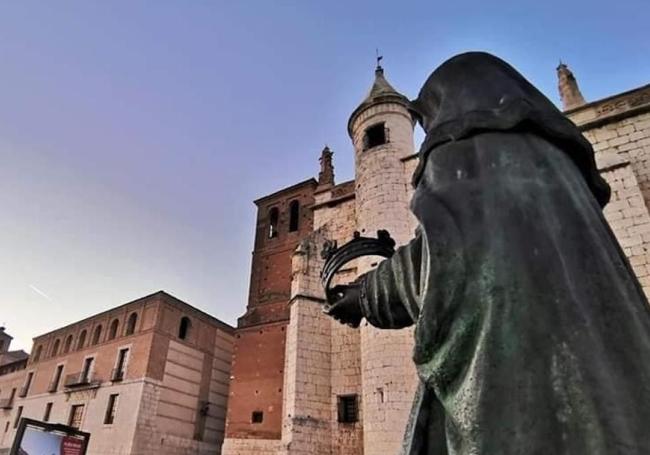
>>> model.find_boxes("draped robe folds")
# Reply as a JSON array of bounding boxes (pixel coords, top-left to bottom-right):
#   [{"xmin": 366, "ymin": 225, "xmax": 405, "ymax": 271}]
[{"xmin": 358, "ymin": 131, "xmax": 650, "ymax": 454}]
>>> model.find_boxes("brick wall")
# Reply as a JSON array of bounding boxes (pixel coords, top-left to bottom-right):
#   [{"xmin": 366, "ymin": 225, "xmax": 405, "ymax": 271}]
[
  {"xmin": 225, "ymin": 180, "xmax": 317, "ymax": 447},
  {"xmin": 0, "ymin": 292, "xmax": 234, "ymax": 455}
]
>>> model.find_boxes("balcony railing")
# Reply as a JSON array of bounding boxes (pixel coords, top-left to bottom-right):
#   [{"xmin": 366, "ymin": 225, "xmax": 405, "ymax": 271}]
[
  {"xmin": 17, "ymin": 385, "xmax": 29, "ymax": 398},
  {"xmin": 64, "ymin": 372, "xmax": 99, "ymax": 389},
  {"xmin": 111, "ymin": 368, "xmax": 124, "ymax": 382},
  {"xmin": 0, "ymin": 398, "xmax": 13, "ymax": 409}
]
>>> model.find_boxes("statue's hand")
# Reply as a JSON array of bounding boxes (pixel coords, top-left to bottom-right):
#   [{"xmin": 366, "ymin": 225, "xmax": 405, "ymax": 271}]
[{"xmin": 324, "ymin": 283, "xmax": 363, "ymax": 328}]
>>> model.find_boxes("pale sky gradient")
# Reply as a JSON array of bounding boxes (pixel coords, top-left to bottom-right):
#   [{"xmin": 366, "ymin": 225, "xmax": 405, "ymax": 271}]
[{"xmin": 1, "ymin": 1, "xmax": 648, "ymax": 351}]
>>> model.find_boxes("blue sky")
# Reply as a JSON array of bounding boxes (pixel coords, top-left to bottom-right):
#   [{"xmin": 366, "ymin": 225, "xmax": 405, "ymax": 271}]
[{"xmin": 1, "ymin": 1, "xmax": 648, "ymax": 351}]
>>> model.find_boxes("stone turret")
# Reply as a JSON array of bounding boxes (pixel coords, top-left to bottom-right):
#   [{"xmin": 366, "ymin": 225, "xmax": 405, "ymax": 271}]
[
  {"xmin": 557, "ymin": 61, "xmax": 587, "ymax": 111},
  {"xmin": 318, "ymin": 146, "xmax": 335, "ymax": 188},
  {"xmin": 349, "ymin": 63, "xmax": 418, "ymax": 455}
]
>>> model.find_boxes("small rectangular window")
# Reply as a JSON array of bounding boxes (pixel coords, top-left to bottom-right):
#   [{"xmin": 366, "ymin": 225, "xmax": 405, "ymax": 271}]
[
  {"xmin": 104, "ymin": 394, "xmax": 119, "ymax": 424},
  {"xmin": 43, "ymin": 402, "xmax": 53, "ymax": 422},
  {"xmin": 81, "ymin": 357, "xmax": 93, "ymax": 382},
  {"xmin": 69, "ymin": 404, "xmax": 84, "ymax": 429},
  {"xmin": 337, "ymin": 394, "xmax": 358, "ymax": 423},
  {"xmin": 251, "ymin": 411, "xmax": 263, "ymax": 423},
  {"xmin": 19, "ymin": 372, "xmax": 33, "ymax": 397},
  {"xmin": 113, "ymin": 348, "xmax": 128, "ymax": 381},
  {"xmin": 50, "ymin": 365, "xmax": 64, "ymax": 392},
  {"xmin": 13, "ymin": 405, "xmax": 23, "ymax": 429}
]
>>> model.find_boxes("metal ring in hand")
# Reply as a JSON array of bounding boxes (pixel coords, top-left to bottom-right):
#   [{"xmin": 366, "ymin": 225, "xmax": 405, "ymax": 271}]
[{"xmin": 320, "ymin": 230, "xmax": 395, "ymax": 304}]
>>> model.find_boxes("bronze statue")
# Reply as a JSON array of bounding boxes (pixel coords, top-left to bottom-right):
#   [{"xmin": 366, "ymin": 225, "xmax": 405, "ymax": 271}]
[{"xmin": 322, "ymin": 52, "xmax": 650, "ymax": 454}]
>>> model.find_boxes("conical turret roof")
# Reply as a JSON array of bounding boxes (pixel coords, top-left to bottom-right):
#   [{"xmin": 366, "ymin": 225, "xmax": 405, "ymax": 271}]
[{"xmin": 348, "ymin": 65, "xmax": 410, "ymax": 136}]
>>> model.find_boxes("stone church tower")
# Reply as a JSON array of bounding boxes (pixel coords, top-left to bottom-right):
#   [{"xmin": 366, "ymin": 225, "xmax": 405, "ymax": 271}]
[{"xmin": 223, "ymin": 64, "xmax": 419, "ymax": 455}]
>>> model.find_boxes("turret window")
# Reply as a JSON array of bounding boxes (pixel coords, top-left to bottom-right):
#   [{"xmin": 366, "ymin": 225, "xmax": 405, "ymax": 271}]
[{"xmin": 363, "ymin": 122, "xmax": 388, "ymax": 150}]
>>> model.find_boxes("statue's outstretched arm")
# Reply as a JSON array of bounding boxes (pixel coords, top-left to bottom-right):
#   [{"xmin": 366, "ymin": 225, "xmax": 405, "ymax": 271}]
[{"xmin": 358, "ymin": 232, "xmax": 425, "ymax": 329}]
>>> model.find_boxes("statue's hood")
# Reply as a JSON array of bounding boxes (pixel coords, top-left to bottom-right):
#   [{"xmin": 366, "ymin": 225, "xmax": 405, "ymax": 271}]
[{"xmin": 409, "ymin": 52, "xmax": 610, "ymax": 207}]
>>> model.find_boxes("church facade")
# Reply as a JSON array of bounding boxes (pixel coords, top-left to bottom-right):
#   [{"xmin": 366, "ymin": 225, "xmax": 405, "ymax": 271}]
[{"xmin": 223, "ymin": 63, "xmax": 650, "ymax": 455}]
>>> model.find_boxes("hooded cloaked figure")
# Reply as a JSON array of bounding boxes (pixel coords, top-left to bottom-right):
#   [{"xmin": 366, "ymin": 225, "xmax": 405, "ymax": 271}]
[{"xmin": 324, "ymin": 52, "xmax": 650, "ymax": 454}]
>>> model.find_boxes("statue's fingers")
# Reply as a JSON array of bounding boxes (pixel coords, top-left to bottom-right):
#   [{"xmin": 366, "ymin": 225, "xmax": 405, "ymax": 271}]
[{"xmin": 324, "ymin": 300, "xmax": 344, "ymax": 315}]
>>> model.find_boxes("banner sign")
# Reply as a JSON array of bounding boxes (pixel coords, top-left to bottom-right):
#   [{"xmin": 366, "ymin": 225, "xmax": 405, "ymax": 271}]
[{"xmin": 10, "ymin": 418, "xmax": 90, "ymax": 455}]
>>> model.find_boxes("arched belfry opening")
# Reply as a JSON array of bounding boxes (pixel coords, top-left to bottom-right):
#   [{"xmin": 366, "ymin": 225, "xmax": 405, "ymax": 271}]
[
  {"xmin": 289, "ymin": 200, "xmax": 300, "ymax": 232},
  {"xmin": 179, "ymin": 316, "xmax": 192, "ymax": 340},
  {"xmin": 268, "ymin": 207, "xmax": 279, "ymax": 238}
]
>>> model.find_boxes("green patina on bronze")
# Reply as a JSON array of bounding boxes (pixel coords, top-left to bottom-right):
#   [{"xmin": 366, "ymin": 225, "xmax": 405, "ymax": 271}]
[{"xmin": 323, "ymin": 52, "xmax": 650, "ymax": 454}]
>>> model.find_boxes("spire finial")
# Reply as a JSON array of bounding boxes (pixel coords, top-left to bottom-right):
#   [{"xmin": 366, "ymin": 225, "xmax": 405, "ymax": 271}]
[{"xmin": 375, "ymin": 49, "xmax": 383, "ymax": 74}]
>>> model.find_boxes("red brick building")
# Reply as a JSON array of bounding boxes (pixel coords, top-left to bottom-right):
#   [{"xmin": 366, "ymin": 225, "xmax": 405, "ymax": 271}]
[
  {"xmin": 0, "ymin": 291, "xmax": 234, "ymax": 454},
  {"xmin": 225, "ymin": 178, "xmax": 317, "ymax": 439}
]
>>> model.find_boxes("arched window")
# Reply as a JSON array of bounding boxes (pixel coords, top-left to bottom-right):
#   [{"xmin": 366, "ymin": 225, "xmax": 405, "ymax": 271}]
[
  {"xmin": 63, "ymin": 335, "xmax": 73, "ymax": 354},
  {"xmin": 108, "ymin": 319, "xmax": 119, "ymax": 340},
  {"xmin": 77, "ymin": 330, "xmax": 87, "ymax": 351},
  {"xmin": 179, "ymin": 317, "xmax": 192, "ymax": 340},
  {"xmin": 33, "ymin": 345, "xmax": 42, "ymax": 363},
  {"xmin": 289, "ymin": 200, "xmax": 300, "ymax": 232},
  {"xmin": 125, "ymin": 313, "xmax": 137, "ymax": 336},
  {"xmin": 51, "ymin": 339, "xmax": 60, "ymax": 357},
  {"xmin": 268, "ymin": 207, "xmax": 279, "ymax": 238},
  {"xmin": 92, "ymin": 325, "xmax": 102, "ymax": 345}
]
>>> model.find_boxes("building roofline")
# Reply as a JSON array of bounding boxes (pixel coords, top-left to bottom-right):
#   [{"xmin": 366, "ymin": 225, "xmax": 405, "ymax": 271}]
[
  {"xmin": 33, "ymin": 290, "xmax": 234, "ymax": 341},
  {"xmin": 0, "ymin": 357, "xmax": 28, "ymax": 373},
  {"xmin": 253, "ymin": 178, "xmax": 318, "ymax": 205},
  {"xmin": 564, "ymin": 83, "xmax": 650, "ymax": 115},
  {"xmin": 159, "ymin": 291, "xmax": 235, "ymax": 333},
  {"xmin": 1, "ymin": 356, "xmax": 28, "ymax": 366},
  {"xmin": 0, "ymin": 350, "xmax": 29, "ymax": 364}
]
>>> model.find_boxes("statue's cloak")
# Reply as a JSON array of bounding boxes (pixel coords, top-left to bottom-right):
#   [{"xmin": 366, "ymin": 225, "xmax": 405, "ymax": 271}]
[{"xmin": 358, "ymin": 53, "xmax": 650, "ymax": 454}]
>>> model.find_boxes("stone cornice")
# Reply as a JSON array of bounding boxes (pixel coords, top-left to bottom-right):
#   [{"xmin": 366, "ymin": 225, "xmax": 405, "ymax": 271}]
[{"xmin": 566, "ymin": 84, "xmax": 650, "ymax": 131}]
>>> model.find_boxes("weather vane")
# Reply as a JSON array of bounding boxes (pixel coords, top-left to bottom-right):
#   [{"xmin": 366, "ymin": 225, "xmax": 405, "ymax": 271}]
[{"xmin": 376, "ymin": 48, "xmax": 383, "ymax": 69}]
